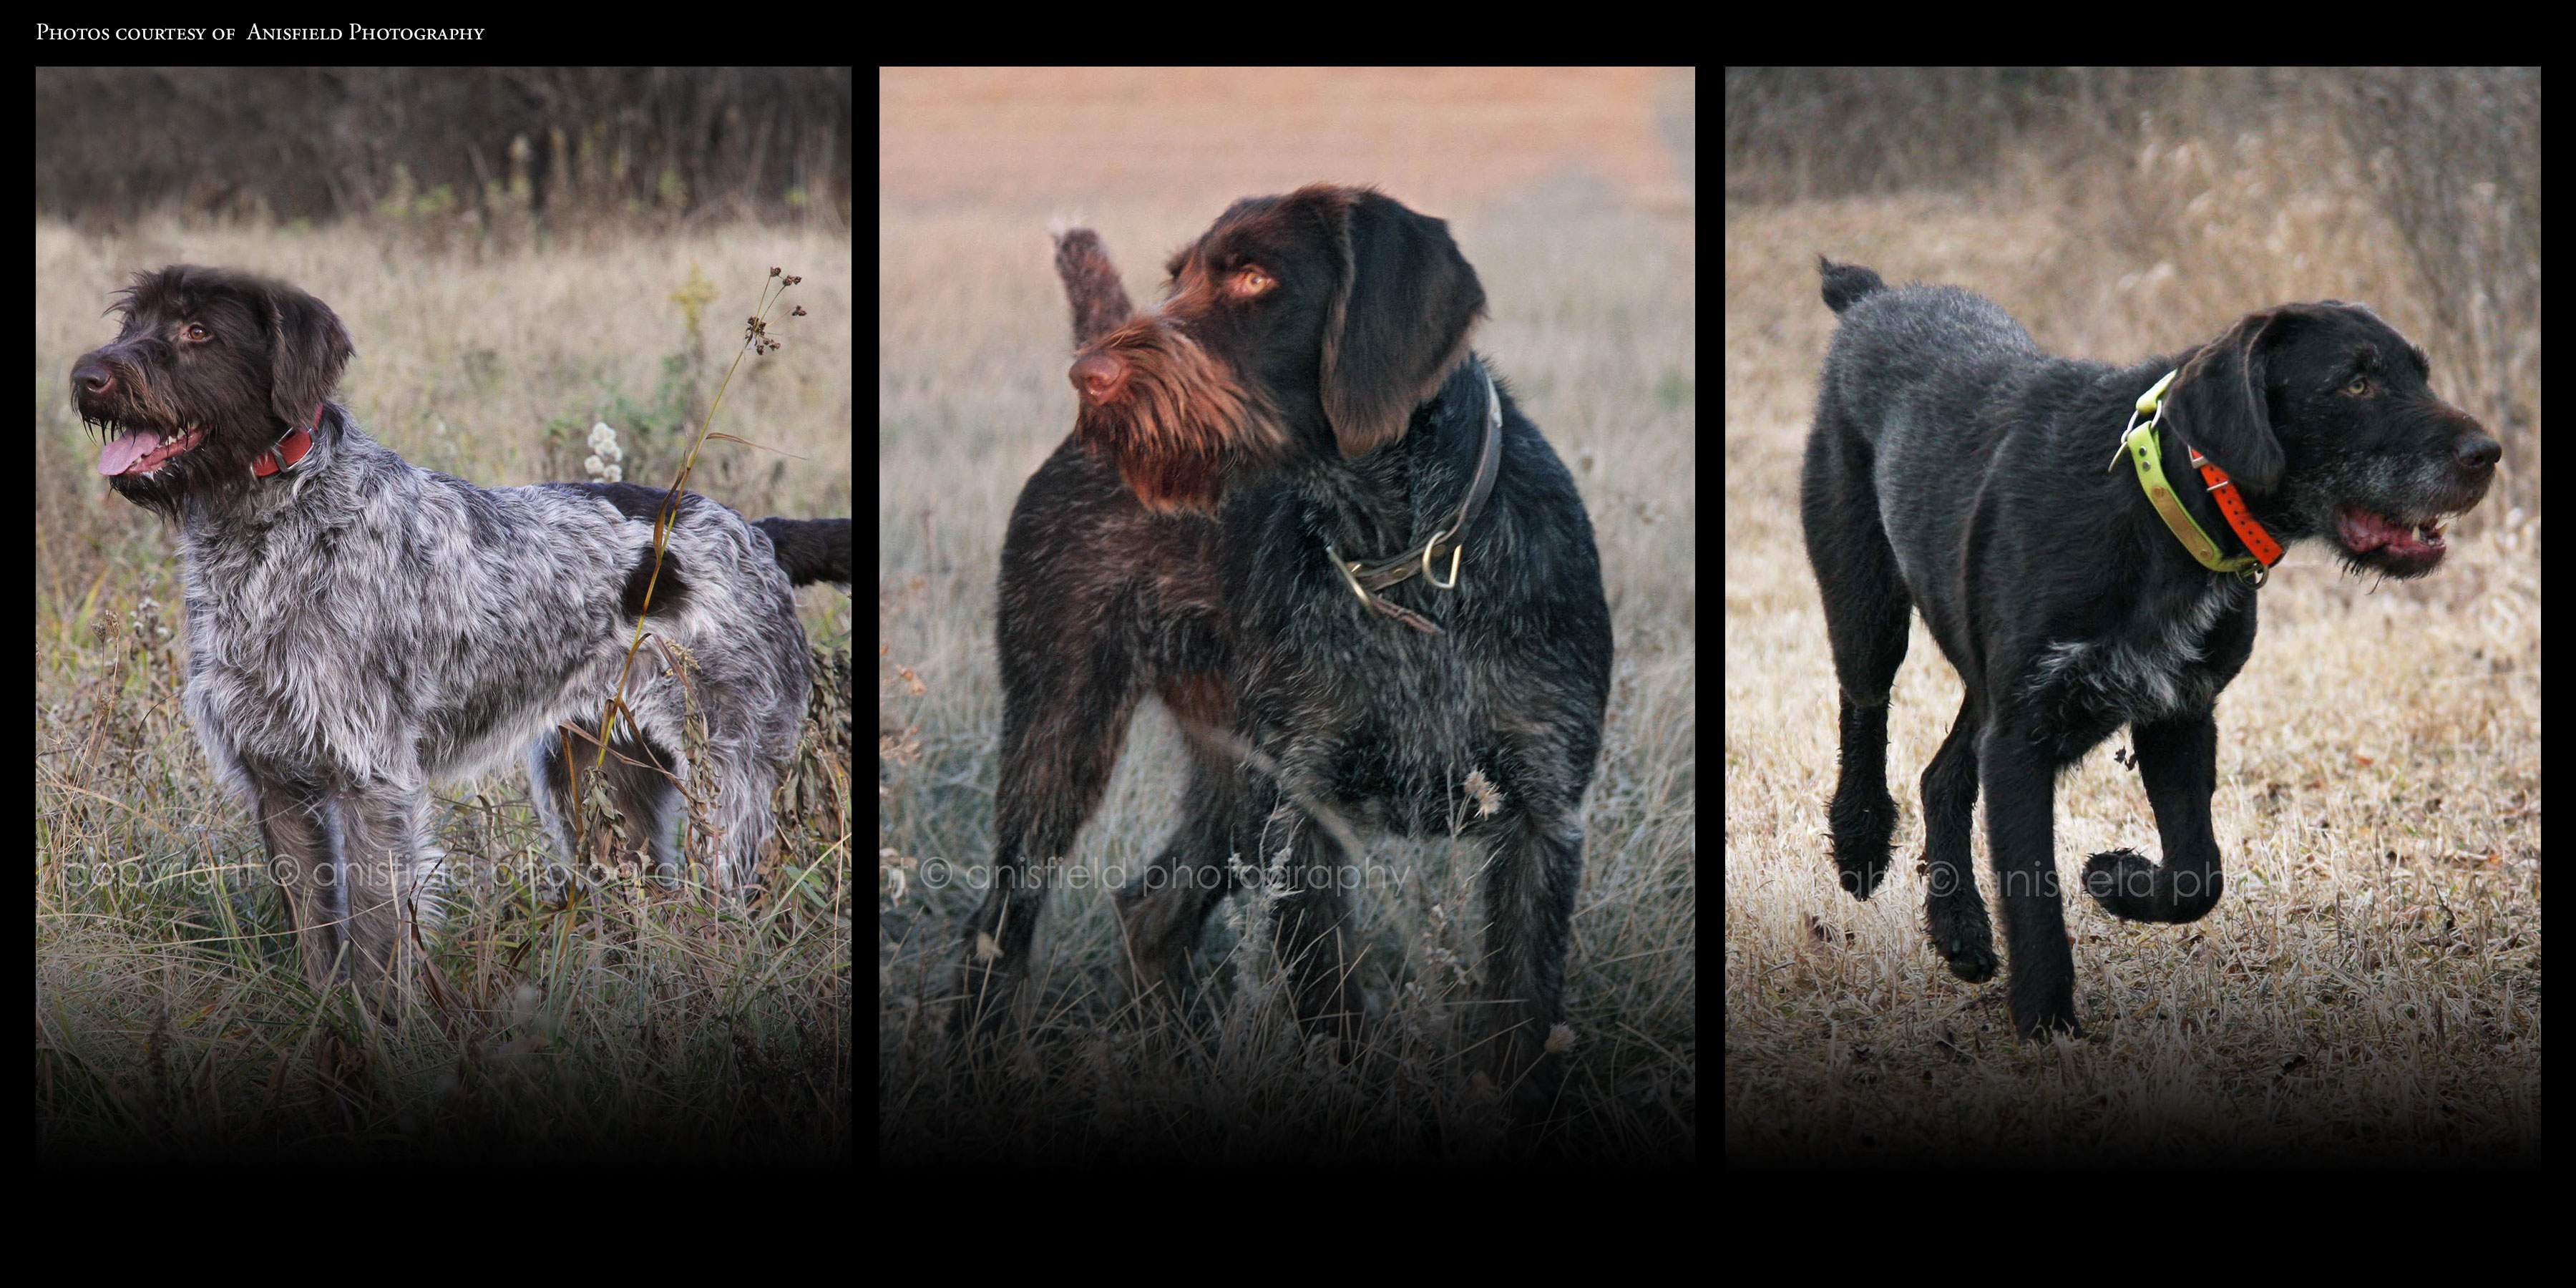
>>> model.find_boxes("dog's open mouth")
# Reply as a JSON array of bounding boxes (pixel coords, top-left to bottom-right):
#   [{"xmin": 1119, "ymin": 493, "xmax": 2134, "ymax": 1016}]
[
  {"xmin": 95, "ymin": 425, "xmax": 203, "ymax": 478},
  {"xmin": 2335, "ymin": 505, "xmax": 2453, "ymax": 575}
]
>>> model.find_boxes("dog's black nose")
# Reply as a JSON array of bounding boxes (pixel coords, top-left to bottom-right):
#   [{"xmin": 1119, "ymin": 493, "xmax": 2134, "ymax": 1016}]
[{"xmin": 2457, "ymin": 432, "xmax": 2502, "ymax": 471}]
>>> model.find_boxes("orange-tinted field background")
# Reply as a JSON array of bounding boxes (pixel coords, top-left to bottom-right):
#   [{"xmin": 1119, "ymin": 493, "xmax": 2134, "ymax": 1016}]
[{"xmin": 879, "ymin": 67, "xmax": 1690, "ymax": 208}]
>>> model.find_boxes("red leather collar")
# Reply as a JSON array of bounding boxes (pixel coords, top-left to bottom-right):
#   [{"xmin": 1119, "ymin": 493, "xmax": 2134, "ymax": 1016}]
[{"xmin": 253, "ymin": 405, "xmax": 324, "ymax": 477}]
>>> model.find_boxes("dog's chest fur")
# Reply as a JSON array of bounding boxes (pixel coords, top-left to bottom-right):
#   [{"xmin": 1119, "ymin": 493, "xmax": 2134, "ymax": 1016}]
[{"xmin": 2024, "ymin": 579, "xmax": 2249, "ymax": 726}]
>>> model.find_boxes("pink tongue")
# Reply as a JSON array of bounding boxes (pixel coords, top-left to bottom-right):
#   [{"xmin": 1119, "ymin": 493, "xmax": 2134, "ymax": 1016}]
[
  {"xmin": 2338, "ymin": 508, "xmax": 2436, "ymax": 555},
  {"xmin": 98, "ymin": 430, "xmax": 162, "ymax": 477}
]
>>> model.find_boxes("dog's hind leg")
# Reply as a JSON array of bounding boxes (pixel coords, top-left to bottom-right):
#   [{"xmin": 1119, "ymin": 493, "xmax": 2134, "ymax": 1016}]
[
  {"xmin": 954, "ymin": 665, "xmax": 1142, "ymax": 1037},
  {"xmin": 1111, "ymin": 682, "xmax": 1246, "ymax": 1013},
  {"xmin": 2083, "ymin": 713, "xmax": 2226, "ymax": 922},
  {"xmin": 1918, "ymin": 694, "xmax": 1998, "ymax": 982},
  {"xmin": 954, "ymin": 512, "xmax": 1153, "ymax": 1036},
  {"xmin": 1800, "ymin": 426, "xmax": 1911, "ymax": 899}
]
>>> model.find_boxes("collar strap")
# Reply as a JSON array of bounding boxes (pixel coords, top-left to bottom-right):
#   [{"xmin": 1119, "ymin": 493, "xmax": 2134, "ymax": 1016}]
[
  {"xmin": 252, "ymin": 404, "xmax": 324, "ymax": 477},
  {"xmin": 2110, "ymin": 369, "xmax": 2280, "ymax": 586},
  {"xmin": 1325, "ymin": 361, "xmax": 1506, "ymax": 636}
]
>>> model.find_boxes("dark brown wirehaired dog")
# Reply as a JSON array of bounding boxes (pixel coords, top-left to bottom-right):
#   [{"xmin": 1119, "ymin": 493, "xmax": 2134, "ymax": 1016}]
[{"xmin": 956, "ymin": 187, "xmax": 1611, "ymax": 1115}]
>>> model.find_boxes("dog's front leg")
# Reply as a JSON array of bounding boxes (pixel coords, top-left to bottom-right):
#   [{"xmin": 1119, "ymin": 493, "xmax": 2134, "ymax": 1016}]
[
  {"xmin": 1979, "ymin": 733, "xmax": 2081, "ymax": 1038},
  {"xmin": 2084, "ymin": 713, "xmax": 2225, "ymax": 923},
  {"xmin": 331, "ymin": 781, "xmax": 430, "ymax": 1020},
  {"xmin": 1473, "ymin": 809, "xmax": 1585, "ymax": 1117},
  {"xmin": 248, "ymin": 771, "xmax": 346, "ymax": 992},
  {"xmin": 1267, "ymin": 813, "xmax": 1362, "ymax": 1055}
]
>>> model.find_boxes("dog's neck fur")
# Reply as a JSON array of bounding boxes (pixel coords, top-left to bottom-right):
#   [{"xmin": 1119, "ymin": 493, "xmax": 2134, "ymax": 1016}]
[
  {"xmin": 175, "ymin": 406, "xmax": 366, "ymax": 533},
  {"xmin": 1280, "ymin": 354, "xmax": 1493, "ymax": 552}
]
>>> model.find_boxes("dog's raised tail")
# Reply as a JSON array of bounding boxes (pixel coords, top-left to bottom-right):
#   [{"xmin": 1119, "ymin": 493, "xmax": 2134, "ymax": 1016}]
[
  {"xmin": 756, "ymin": 516, "xmax": 852, "ymax": 586},
  {"xmin": 1817, "ymin": 257, "xmax": 1888, "ymax": 315},
  {"xmin": 1053, "ymin": 226, "xmax": 1135, "ymax": 350}
]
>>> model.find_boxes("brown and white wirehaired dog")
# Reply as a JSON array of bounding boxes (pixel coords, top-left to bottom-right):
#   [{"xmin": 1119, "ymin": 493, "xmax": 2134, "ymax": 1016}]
[
  {"xmin": 957, "ymin": 187, "xmax": 1611, "ymax": 1120},
  {"xmin": 72, "ymin": 265, "xmax": 850, "ymax": 1025}
]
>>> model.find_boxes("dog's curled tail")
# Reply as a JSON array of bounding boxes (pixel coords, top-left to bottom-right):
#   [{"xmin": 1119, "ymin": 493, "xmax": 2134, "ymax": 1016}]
[
  {"xmin": 756, "ymin": 516, "xmax": 852, "ymax": 586},
  {"xmin": 1817, "ymin": 257, "xmax": 1888, "ymax": 315}
]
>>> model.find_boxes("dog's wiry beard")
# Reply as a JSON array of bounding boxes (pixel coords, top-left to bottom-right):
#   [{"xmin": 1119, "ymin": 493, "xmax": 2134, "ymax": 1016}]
[
  {"xmin": 84, "ymin": 394, "xmax": 298, "ymax": 519},
  {"xmin": 2328, "ymin": 505, "xmax": 2463, "ymax": 580},
  {"xmin": 2265, "ymin": 457, "xmax": 2492, "ymax": 582},
  {"xmin": 1071, "ymin": 326, "xmax": 1292, "ymax": 514}
]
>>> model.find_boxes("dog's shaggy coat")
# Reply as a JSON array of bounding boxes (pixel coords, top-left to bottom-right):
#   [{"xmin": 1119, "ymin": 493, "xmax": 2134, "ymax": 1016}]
[
  {"xmin": 957, "ymin": 190, "xmax": 1611, "ymax": 1114},
  {"xmin": 72, "ymin": 265, "xmax": 849, "ymax": 1013},
  {"xmin": 1802, "ymin": 258, "xmax": 2498, "ymax": 1038}
]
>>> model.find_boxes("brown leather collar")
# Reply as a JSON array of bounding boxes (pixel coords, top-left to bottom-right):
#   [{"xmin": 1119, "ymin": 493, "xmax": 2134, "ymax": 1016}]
[{"xmin": 1325, "ymin": 361, "xmax": 1506, "ymax": 636}]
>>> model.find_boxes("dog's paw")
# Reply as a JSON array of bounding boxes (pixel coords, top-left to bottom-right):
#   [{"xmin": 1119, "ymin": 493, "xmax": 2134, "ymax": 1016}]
[
  {"xmin": 1828, "ymin": 790, "xmax": 1900, "ymax": 899},
  {"xmin": 2009, "ymin": 974, "xmax": 2086, "ymax": 1041},
  {"xmin": 1938, "ymin": 940, "xmax": 1999, "ymax": 983},
  {"xmin": 1835, "ymin": 850, "xmax": 1891, "ymax": 900},
  {"xmin": 2084, "ymin": 847, "xmax": 2223, "ymax": 922},
  {"xmin": 1926, "ymin": 910, "xmax": 1999, "ymax": 982},
  {"xmin": 2083, "ymin": 847, "xmax": 2159, "ymax": 915},
  {"xmin": 2012, "ymin": 1007, "xmax": 2087, "ymax": 1043}
]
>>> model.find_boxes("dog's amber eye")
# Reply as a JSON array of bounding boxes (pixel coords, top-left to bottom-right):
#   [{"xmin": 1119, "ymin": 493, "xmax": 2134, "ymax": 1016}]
[
  {"xmin": 2346, "ymin": 375, "xmax": 2371, "ymax": 395},
  {"xmin": 1231, "ymin": 268, "xmax": 1274, "ymax": 298},
  {"xmin": 182, "ymin": 323, "xmax": 209, "ymax": 342}
]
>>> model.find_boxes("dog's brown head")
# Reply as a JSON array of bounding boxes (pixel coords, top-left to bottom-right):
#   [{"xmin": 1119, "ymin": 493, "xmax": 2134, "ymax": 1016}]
[{"xmin": 74, "ymin": 265, "xmax": 353, "ymax": 517}]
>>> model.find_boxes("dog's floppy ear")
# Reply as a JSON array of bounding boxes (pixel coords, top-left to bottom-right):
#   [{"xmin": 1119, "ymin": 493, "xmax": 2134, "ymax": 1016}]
[
  {"xmin": 266, "ymin": 283, "xmax": 354, "ymax": 431},
  {"xmin": 1319, "ymin": 187, "xmax": 1487, "ymax": 457},
  {"xmin": 2165, "ymin": 309, "xmax": 2290, "ymax": 494}
]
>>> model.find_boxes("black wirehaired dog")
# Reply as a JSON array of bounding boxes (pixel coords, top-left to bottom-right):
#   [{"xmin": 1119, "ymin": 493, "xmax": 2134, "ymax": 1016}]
[
  {"xmin": 1802, "ymin": 258, "xmax": 2498, "ymax": 1039},
  {"xmin": 957, "ymin": 189, "xmax": 1611, "ymax": 1114}
]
